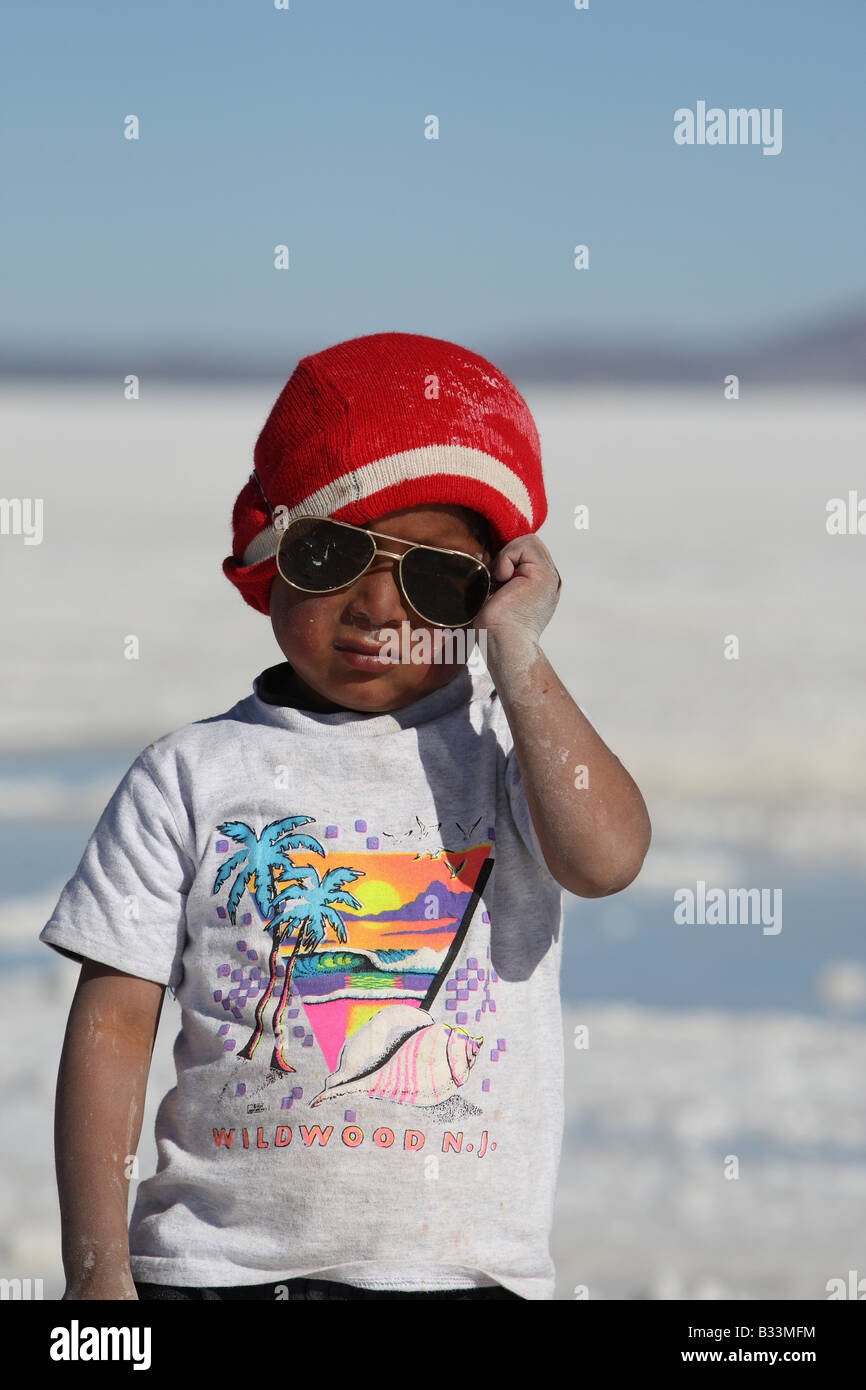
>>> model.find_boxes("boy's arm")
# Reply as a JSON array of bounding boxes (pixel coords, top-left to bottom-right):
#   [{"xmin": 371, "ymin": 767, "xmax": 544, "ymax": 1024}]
[
  {"xmin": 55, "ymin": 959, "xmax": 165, "ymax": 1300},
  {"xmin": 485, "ymin": 627, "xmax": 651, "ymax": 897}
]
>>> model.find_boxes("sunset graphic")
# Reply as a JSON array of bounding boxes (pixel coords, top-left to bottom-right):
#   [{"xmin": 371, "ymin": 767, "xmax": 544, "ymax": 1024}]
[{"xmin": 269, "ymin": 845, "xmax": 492, "ymax": 1072}]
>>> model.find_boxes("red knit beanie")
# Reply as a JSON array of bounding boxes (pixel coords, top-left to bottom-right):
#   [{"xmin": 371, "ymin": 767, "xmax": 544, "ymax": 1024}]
[{"xmin": 224, "ymin": 330, "xmax": 547, "ymax": 615}]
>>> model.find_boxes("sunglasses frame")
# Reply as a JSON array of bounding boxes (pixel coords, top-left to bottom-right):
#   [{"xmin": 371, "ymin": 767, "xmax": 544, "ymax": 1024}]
[
  {"xmin": 248, "ymin": 471, "xmax": 497, "ymax": 628},
  {"xmin": 274, "ymin": 514, "xmax": 493, "ymax": 629}
]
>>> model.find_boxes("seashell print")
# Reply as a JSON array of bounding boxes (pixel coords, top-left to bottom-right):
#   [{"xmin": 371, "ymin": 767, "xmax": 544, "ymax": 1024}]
[{"xmin": 309, "ymin": 1005, "xmax": 483, "ymax": 1107}]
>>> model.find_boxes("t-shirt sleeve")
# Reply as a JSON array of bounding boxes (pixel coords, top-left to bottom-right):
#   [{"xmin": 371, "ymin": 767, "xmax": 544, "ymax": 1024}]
[{"xmin": 39, "ymin": 749, "xmax": 193, "ymax": 989}]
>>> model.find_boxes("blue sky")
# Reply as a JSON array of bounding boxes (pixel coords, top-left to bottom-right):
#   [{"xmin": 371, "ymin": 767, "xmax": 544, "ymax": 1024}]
[{"xmin": 4, "ymin": 0, "xmax": 864, "ymax": 359}]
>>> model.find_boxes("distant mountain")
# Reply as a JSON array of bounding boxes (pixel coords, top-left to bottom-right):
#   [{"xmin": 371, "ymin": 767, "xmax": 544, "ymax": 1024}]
[
  {"xmin": 2, "ymin": 305, "xmax": 865, "ymax": 385},
  {"xmin": 491, "ymin": 304, "xmax": 866, "ymax": 386},
  {"xmin": 0, "ymin": 345, "xmax": 284, "ymax": 385},
  {"xmin": 739, "ymin": 305, "xmax": 866, "ymax": 384}
]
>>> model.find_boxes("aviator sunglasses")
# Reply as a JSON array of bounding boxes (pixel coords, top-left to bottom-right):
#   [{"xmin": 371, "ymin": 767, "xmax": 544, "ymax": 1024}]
[{"xmin": 251, "ymin": 471, "xmax": 500, "ymax": 628}]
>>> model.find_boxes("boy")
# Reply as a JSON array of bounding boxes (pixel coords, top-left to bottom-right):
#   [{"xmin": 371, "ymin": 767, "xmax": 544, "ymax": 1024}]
[{"xmin": 41, "ymin": 331, "xmax": 650, "ymax": 1301}]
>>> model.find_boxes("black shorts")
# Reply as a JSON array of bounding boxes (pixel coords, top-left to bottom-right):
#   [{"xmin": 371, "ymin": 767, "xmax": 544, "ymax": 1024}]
[{"xmin": 135, "ymin": 1276, "xmax": 523, "ymax": 1301}]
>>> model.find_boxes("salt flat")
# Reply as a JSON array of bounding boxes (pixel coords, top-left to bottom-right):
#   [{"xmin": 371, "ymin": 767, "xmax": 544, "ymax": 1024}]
[
  {"xmin": 2, "ymin": 383, "xmax": 863, "ymax": 1299},
  {"xmin": 2, "ymin": 383, "xmax": 863, "ymax": 867}
]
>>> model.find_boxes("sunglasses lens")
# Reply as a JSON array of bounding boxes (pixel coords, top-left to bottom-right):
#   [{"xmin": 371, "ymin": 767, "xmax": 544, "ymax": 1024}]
[
  {"xmin": 278, "ymin": 518, "xmax": 371, "ymax": 590},
  {"xmin": 277, "ymin": 518, "xmax": 489, "ymax": 625},
  {"xmin": 402, "ymin": 548, "xmax": 489, "ymax": 626}
]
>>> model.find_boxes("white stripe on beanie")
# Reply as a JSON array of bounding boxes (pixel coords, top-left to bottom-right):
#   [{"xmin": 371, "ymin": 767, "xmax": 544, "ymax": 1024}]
[{"xmin": 241, "ymin": 444, "xmax": 534, "ymax": 568}]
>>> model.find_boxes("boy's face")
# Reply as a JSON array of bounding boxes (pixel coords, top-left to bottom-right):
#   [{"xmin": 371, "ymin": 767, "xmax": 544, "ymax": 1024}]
[{"xmin": 268, "ymin": 504, "xmax": 491, "ymax": 714}]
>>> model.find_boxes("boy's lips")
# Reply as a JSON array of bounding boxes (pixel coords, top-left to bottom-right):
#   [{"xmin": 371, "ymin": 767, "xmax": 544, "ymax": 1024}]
[
  {"xmin": 334, "ymin": 639, "xmax": 393, "ymax": 670},
  {"xmin": 334, "ymin": 639, "xmax": 387, "ymax": 656}
]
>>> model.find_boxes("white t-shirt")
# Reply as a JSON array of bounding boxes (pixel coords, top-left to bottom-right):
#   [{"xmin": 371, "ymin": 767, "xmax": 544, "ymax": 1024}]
[{"xmin": 40, "ymin": 647, "xmax": 566, "ymax": 1300}]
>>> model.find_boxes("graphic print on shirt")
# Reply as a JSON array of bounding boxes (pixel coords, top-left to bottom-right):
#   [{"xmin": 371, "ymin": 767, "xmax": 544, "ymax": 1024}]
[{"xmin": 211, "ymin": 814, "xmax": 499, "ymax": 1117}]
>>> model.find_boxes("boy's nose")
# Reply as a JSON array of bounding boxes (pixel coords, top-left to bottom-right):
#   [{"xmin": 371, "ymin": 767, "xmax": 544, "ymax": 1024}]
[
  {"xmin": 349, "ymin": 555, "xmax": 399, "ymax": 597},
  {"xmin": 346, "ymin": 557, "xmax": 416, "ymax": 625}
]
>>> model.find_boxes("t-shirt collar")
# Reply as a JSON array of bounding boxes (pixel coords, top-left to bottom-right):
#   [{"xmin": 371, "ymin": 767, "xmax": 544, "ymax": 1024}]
[{"xmin": 244, "ymin": 649, "xmax": 491, "ymax": 736}]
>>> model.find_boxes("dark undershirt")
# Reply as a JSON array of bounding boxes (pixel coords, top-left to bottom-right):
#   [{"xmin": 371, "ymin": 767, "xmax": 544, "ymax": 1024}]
[
  {"xmin": 257, "ymin": 661, "xmax": 359, "ymax": 715},
  {"xmin": 256, "ymin": 662, "xmax": 308, "ymax": 710},
  {"xmin": 259, "ymin": 660, "xmax": 392, "ymax": 717}
]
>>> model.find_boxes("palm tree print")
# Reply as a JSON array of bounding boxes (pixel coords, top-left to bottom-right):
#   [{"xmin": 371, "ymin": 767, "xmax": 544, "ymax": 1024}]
[
  {"xmin": 266, "ymin": 864, "xmax": 365, "ymax": 1072},
  {"xmin": 212, "ymin": 819, "xmax": 364, "ymax": 1073},
  {"xmin": 212, "ymin": 817, "xmax": 325, "ymax": 924},
  {"xmin": 213, "ymin": 817, "xmax": 324, "ymax": 1067}
]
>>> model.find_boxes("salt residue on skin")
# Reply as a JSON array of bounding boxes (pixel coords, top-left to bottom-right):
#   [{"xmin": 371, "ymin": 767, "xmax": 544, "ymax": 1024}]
[
  {"xmin": 486, "ymin": 630, "xmax": 543, "ymax": 708},
  {"xmin": 486, "ymin": 628, "xmax": 649, "ymax": 890}
]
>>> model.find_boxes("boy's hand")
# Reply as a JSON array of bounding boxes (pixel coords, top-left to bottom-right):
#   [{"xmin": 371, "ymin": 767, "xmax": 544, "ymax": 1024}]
[{"xmin": 476, "ymin": 534, "xmax": 561, "ymax": 643}]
